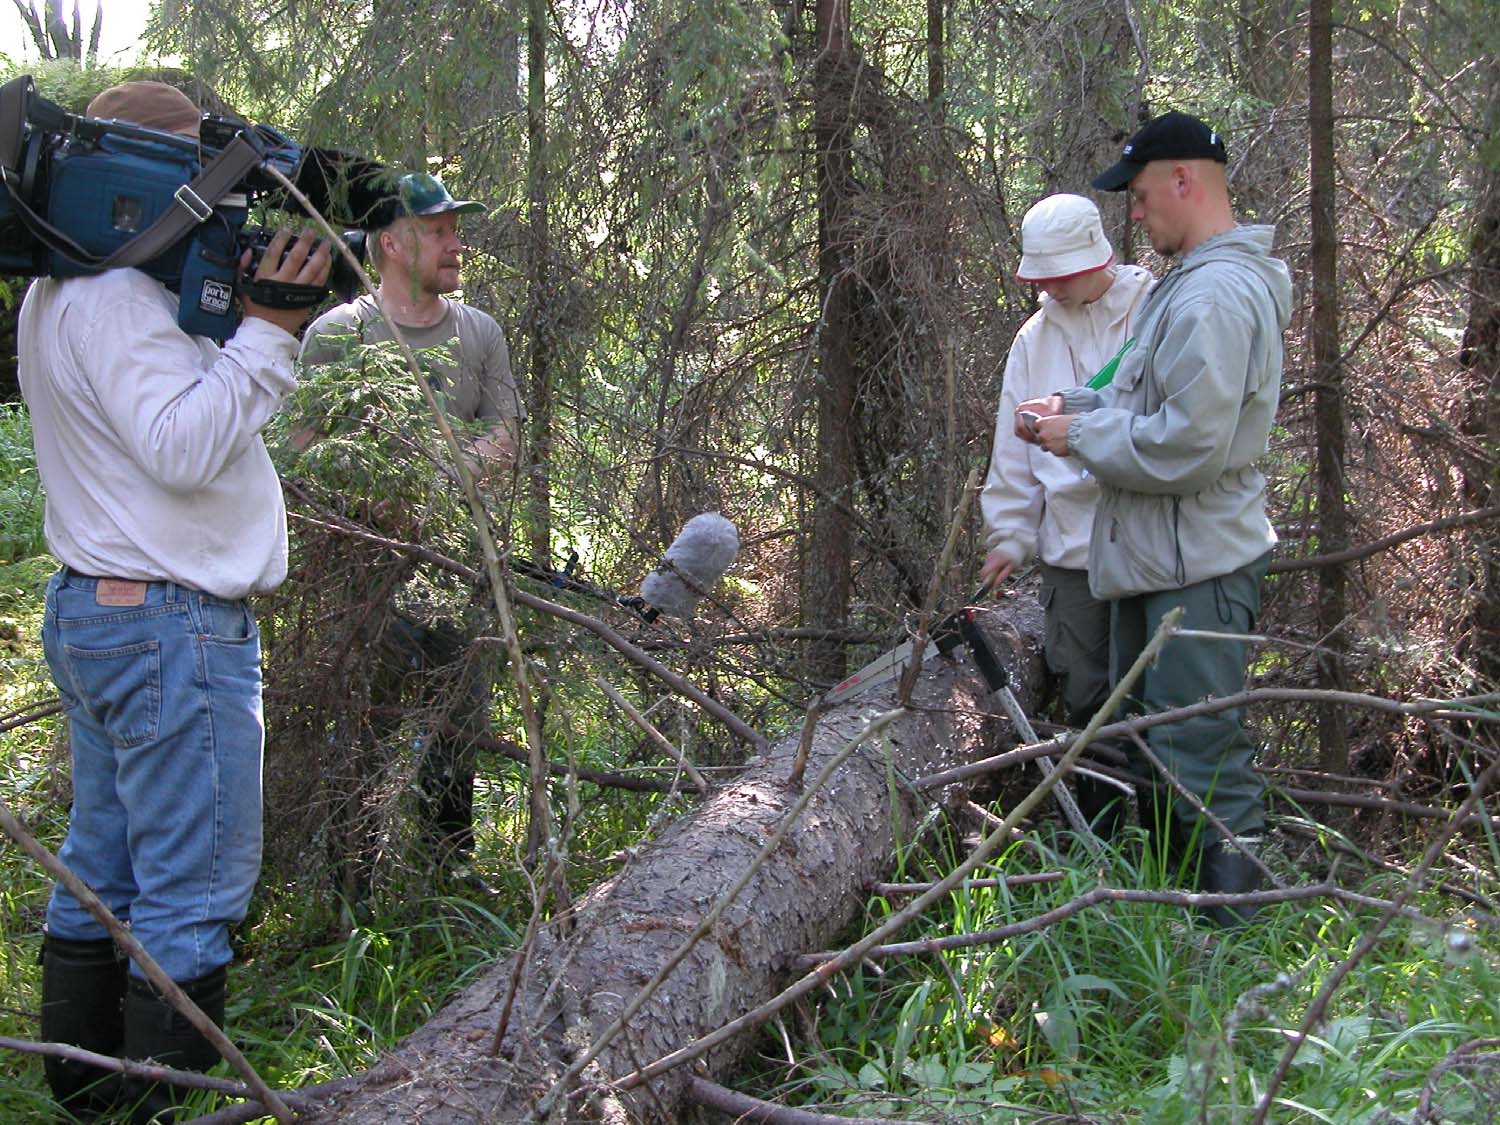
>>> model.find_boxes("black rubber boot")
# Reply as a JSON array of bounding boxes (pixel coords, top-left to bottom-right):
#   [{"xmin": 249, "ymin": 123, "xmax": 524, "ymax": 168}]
[
  {"xmin": 1199, "ymin": 838, "xmax": 1266, "ymax": 928},
  {"xmin": 39, "ymin": 934, "xmax": 128, "ymax": 1120},
  {"xmin": 121, "ymin": 967, "xmax": 226, "ymax": 1123},
  {"xmin": 1073, "ymin": 777, "xmax": 1127, "ymax": 842},
  {"xmin": 1140, "ymin": 787, "xmax": 1196, "ymax": 880}
]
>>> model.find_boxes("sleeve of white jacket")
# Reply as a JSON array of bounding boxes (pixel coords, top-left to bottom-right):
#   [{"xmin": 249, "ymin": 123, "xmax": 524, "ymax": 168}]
[
  {"xmin": 75, "ymin": 290, "xmax": 299, "ymax": 494},
  {"xmin": 979, "ymin": 332, "xmax": 1044, "ymax": 567},
  {"xmin": 1066, "ymin": 290, "xmax": 1257, "ymax": 496}
]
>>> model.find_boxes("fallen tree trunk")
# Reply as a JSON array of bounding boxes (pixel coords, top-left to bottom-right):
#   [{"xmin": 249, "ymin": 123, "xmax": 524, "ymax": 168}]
[{"xmin": 306, "ymin": 601, "xmax": 1046, "ymax": 1123}]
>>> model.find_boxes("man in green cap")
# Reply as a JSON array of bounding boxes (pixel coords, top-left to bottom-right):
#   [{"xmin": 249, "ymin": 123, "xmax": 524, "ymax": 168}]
[{"xmin": 299, "ymin": 172, "xmax": 524, "ymax": 891}]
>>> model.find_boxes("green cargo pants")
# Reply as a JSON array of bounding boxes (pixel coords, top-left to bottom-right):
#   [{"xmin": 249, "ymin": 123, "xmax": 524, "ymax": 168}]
[{"xmin": 1109, "ymin": 552, "xmax": 1271, "ymax": 843}]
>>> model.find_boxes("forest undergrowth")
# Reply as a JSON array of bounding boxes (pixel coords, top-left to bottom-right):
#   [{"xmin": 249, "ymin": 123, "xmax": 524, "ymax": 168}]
[
  {"xmin": 0, "ymin": 376, "xmax": 1496, "ymax": 1120},
  {"xmin": 2, "ymin": 5, "xmax": 1500, "ymax": 1116}
]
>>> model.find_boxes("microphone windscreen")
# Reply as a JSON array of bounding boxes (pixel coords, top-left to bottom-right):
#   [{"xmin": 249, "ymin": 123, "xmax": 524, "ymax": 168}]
[{"xmin": 640, "ymin": 513, "xmax": 739, "ymax": 618}]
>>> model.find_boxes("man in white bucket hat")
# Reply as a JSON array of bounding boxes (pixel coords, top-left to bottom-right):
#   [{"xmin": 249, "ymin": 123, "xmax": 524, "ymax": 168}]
[{"xmin": 980, "ymin": 193, "xmax": 1152, "ymax": 837}]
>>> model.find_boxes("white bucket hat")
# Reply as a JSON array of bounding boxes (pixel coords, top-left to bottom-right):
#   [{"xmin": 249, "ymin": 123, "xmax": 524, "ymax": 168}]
[{"xmin": 1016, "ymin": 193, "xmax": 1113, "ymax": 282}]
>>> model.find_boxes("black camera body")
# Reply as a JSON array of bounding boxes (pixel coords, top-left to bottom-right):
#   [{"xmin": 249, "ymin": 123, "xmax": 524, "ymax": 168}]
[{"xmin": 0, "ymin": 75, "xmax": 384, "ymax": 338}]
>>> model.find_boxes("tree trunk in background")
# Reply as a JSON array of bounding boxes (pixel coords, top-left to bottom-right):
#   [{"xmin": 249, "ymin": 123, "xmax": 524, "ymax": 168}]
[
  {"xmin": 1308, "ymin": 0, "xmax": 1349, "ymax": 773},
  {"xmin": 1460, "ymin": 56, "xmax": 1500, "ymax": 686},
  {"xmin": 927, "ymin": 0, "xmax": 944, "ymax": 114},
  {"xmin": 806, "ymin": 0, "xmax": 857, "ymax": 684},
  {"xmin": 525, "ymin": 0, "xmax": 554, "ymax": 563},
  {"xmin": 18, "ymin": 0, "xmax": 102, "ymax": 62},
  {"xmin": 307, "ymin": 604, "xmax": 1046, "ymax": 1123}
]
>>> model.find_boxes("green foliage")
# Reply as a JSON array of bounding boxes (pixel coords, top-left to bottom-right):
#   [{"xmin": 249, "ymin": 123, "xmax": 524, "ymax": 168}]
[
  {"xmin": 0, "ymin": 404, "xmax": 46, "ymax": 566},
  {"xmin": 743, "ymin": 825, "xmax": 1500, "ymax": 1121},
  {"xmin": 0, "ymin": 56, "xmax": 127, "ymax": 111}
]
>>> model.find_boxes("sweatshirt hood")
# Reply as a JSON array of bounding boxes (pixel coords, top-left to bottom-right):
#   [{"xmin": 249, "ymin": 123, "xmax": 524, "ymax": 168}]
[
  {"xmin": 1037, "ymin": 263, "xmax": 1155, "ymax": 327},
  {"xmin": 1177, "ymin": 224, "xmax": 1292, "ymax": 330}
]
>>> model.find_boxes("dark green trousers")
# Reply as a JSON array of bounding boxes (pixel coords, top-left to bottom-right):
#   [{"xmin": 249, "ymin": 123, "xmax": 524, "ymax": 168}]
[
  {"xmin": 1109, "ymin": 552, "xmax": 1271, "ymax": 844},
  {"xmin": 1039, "ymin": 564, "xmax": 1122, "ymax": 832},
  {"xmin": 1039, "ymin": 564, "xmax": 1112, "ymax": 727}
]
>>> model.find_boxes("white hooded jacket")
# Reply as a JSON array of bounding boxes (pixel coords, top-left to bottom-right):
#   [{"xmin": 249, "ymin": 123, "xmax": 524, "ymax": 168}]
[{"xmin": 981, "ymin": 264, "xmax": 1154, "ymax": 571}]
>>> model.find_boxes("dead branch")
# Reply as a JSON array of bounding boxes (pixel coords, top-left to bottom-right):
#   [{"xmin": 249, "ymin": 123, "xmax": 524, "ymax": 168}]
[
  {"xmin": 1417, "ymin": 1038, "xmax": 1500, "ymax": 1122},
  {"xmin": 896, "ymin": 467, "xmax": 977, "ymax": 706},
  {"xmin": 0, "ymin": 802, "xmax": 293, "ymax": 1122},
  {"xmin": 595, "ymin": 676, "xmax": 710, "ymax": 793},
  {"xmin": 917, "ymin": 684, "xmax": 1500, "ymax": 794},
  {"xmin": 0, "ymin": 1034, "xmax": 253, "ymax": 1096},
  {"xmin": 1268, "ymin": 503, "xmax": 1500, "ymax": 573},
  {"xmin": 687, "ymin": 1076, "xmax": 930, "ymax": 1124},
  {"xmin": 396, "ymin": 718, "xmax": 687, "ymax": 793},
  {"xmin": 1249, "ymin": 751, "xmax": 1500, "ymax": 1124},
  {"xmin": 284, "ymin": 506, "xmax": 766, "ymax": 751},
  {"xmin": 795, "ymin": 883, "xmax": 1343, "ymax": 967},
  {"xmin": 0, "ymin": 699, "xmax": 62, "ymax": 734},
  {"xmin": 1278, "ymin": 822, "xmax": 1498, "ymax": 914},
  {"xmin": 1129, "ymin": 729, "xmax": 1284, "ymax": 887},
  {"xmin": 872, "ymin": 872, "xmax": 1065, "ymax": 895}
]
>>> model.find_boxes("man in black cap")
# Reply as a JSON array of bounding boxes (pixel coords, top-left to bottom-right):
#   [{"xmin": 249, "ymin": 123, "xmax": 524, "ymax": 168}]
[
  {"xmin": 299, "ymin": 172, "xmax": 524, "ymax": 894},
  {"xmin": 1015, "ymin": 112, "xmax": 1292, "ymax": 925}
]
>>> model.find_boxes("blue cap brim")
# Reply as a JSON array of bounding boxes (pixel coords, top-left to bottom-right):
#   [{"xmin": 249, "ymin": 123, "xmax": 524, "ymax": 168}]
[{"xmin": 410, "ymin": 199, "xmax": 487, "ymax": 217}]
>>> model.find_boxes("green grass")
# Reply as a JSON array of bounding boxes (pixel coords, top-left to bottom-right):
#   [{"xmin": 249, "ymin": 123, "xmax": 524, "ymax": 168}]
[{"xmin": 741, "ymin": 826, "xmax": 1500, "ymax": 1122}]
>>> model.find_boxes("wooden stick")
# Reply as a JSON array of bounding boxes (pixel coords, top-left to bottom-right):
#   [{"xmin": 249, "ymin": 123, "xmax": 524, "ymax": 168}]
[
  {"xmin": 688, "ymin": 1076, "xmax": 929, "ymax": 1124},
  {"xmin": 595, "ymin": 676, "xmax": 710, "ymax": 793},
  {"xmin": 0, "ymin": 802, "xmax": 294, "ymax": 1124},
  {"xmin": 896, "ymin": 467, "xmax": 979, "ymax": 707}
]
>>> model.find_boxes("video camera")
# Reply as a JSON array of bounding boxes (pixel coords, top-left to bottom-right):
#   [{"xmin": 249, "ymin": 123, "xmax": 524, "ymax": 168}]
[{"xmin": 0, "ymin": 74, "xmax": 391, "ymax": 338}]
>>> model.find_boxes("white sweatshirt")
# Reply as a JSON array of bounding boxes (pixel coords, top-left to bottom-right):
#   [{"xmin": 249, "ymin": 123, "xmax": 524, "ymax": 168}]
[
  {"xmin": 19, "ymin": 269, "xmax": 298, "ymax": 599},
  {"xmin": 981, "ymin": 265, "xmax": 1153, "ymax": 571}
]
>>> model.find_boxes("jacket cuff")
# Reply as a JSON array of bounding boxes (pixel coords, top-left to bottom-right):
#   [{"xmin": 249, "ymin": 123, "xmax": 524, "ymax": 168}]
[
  {"xmin": 985, "ymin": 536, "xmax": 1030, "ymax": 568},
  {"xmin": 1065, "ymin": 416, "xmax": 1088, "ymax": 458},
  {"xmin": 1057, "ymin": 386, "xmax": 1100, "ymax": 413}
]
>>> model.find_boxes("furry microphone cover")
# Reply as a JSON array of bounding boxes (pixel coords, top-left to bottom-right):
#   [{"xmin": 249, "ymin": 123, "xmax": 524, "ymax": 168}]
[{"xmin": 640, "ymin": 513, "xmax": 739, "ymax": 617}]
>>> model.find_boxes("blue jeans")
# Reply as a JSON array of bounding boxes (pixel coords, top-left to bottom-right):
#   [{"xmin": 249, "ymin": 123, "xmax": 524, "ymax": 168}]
[{"xmin": 42, "ymin": 569, "xmax": 264, "ymax": 982}]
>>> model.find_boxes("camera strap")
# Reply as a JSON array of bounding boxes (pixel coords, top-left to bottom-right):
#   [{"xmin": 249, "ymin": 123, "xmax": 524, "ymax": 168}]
[{"xmin": 1, "ymin": 133, "xmax": 265, "ymax": 274}]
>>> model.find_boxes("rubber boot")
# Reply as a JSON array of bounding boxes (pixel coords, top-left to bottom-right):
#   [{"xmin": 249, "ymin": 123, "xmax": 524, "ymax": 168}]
[
  {"xmin": 1140, "ymin": 787, "xmax": 1195, "ymax": 880},
  {"xmin": 1199, "ymin": 838, "xmax": 1265, "ymax": 928},
  {"xmin": 121, "ymin": 966, "xmax": 226, "ymax": 1123},
  {"xmin": 1073, "ymin": 777, "xmax": 1127, "ymax": 843},
  {"xmin": 39, "ymin": 934, "xmax": 127, "ymax": 1120}
]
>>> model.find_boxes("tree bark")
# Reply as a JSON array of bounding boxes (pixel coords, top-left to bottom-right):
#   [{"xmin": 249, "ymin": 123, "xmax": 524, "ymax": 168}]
[
  {"xmin": 804, "ymin": 0, "xmax": 857, "ymax": 685},
  {"xmin": 305, "ymin": 602, "xmax": 1046, "ymax": 1123},
  {"xmin": 1308, "ymin": 0, "xmax": 1350, "ymax": 773},
  {"xmin": 524, "ymin": 0, "xmax": 554, "ymax": 564},
  {"xmin": 1460, "ymin": 54, "xmax": 1500, "ymax": 687}
]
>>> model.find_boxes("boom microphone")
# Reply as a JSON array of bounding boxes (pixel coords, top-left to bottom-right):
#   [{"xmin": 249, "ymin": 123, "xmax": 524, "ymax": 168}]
[{"xmin": 640, "ymin": 513, "xmax": 740, "ymax": 618}]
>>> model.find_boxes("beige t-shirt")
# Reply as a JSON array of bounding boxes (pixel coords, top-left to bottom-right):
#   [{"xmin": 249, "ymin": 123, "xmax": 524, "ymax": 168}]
[{"xmin": 299, "ymin": 294, "xmax": 524, "ymax": 423}]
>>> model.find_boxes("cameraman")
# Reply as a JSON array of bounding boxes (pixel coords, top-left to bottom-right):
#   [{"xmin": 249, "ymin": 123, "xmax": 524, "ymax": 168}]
[{"xmin": 19, "ymin": 80, "xmax": 330, "ymax": 1118}]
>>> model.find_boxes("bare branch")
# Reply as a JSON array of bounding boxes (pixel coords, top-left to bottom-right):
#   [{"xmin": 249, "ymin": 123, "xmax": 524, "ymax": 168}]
[{"xmin": 0, "ymin": 801, "xmax": 294, "ymax": 1122}]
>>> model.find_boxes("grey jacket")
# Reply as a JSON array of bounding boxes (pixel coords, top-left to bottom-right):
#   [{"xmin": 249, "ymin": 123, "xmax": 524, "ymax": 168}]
[{"xmin": 1058, "ymin": 225, "xmax": 1292, "ymax": 600}]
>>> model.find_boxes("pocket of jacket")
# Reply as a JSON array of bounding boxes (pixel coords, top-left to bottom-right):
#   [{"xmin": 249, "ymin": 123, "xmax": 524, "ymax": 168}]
[{"xmin": 1107, "ymin": 500, "xmax": 1182, "ymax": 592}]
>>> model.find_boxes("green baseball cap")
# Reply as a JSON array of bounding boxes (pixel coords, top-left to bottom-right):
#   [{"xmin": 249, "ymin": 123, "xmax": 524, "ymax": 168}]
[
  {"xmin": 366, "ymin": 172, "xmax": 486, "ymax": 228},
  {"xmin": 398, "ymin": 172, "xmax": 486, "ymax": 217}
]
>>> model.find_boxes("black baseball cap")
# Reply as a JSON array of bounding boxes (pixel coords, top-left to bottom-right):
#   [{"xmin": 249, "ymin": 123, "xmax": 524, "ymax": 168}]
[{"xmin": 1090, "ymin": 111, "xmax": 1228, "ymax": 192}]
